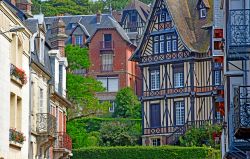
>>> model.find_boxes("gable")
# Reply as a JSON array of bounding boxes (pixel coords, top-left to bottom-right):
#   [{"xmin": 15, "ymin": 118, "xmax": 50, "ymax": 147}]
[{"xmin": 130, "ymin": 0, "xmax": 213, "ymax": 62}]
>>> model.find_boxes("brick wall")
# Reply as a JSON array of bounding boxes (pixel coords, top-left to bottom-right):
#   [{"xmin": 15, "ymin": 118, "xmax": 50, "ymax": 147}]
[{"xmin": 88, "ymin": 28, "xmax": 140, "ymax": 98}]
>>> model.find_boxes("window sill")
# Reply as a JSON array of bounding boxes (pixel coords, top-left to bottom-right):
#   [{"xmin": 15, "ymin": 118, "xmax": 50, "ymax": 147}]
[
  {"xmin": 9, "ymin": 141, "xmax": 23, "ymax": 149},
  {"xmin": 10, "ymin": 75, "xmax": 23, "ymax": 87}
]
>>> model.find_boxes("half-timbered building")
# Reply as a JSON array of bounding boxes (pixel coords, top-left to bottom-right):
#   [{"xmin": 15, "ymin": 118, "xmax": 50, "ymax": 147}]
[
  {"xmin": 130, "ymin": 0, "xmax": 224, "ymax": 146},
  {"xmin": 120, "ymin": 0, "xmax": 150, "ymax": 44}
]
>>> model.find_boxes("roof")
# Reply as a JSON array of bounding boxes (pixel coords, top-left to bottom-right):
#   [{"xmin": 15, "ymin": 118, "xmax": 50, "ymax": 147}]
[
  {"xmin": 24, "ymin": 18, "xmax": 38, "ymax": 34},
  {"xmin": 130, "ymin": 0, "xmax": 213, "ymax": 61},
  {"xmin": 24, "ymin": 18, "xmax": 52, "ymax": 76},
  {"xmin": 44, "ymin": 14, "xmax": 133, "ymax": 45},
  {"xmin": 2, "ymin": 0, "xmax": 27, "ymax": 20},
  {"xmin": 124, "ymin": 0, "xmax": 150, "ymax": 22}
]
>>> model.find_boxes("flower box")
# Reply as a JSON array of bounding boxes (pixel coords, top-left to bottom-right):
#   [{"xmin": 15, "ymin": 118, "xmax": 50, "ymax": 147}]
[
  {"xmin": 10, "ymin": 64, "xmax": 27, "ymax": 85},
  {"xmin": 9, "ymin": 128, "xmax": 25, "ymax": 146}
]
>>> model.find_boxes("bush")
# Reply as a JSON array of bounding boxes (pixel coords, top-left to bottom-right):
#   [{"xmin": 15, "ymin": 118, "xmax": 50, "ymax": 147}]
[
  {"xmin": 179, "ymin": 124, "xmax": 222, "ymax": 149},
  {"xmin": 72, "ymin": 146, "xmax": 221, "ymax": 159},
  {"xmin": 67, "ymin": 118, "xmax": 141, "ymax": 148}
]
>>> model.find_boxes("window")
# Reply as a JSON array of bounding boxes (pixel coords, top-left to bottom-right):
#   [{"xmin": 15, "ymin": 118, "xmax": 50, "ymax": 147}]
[
  {"xmin": 152, "ymin": 138, "xmax": 161, "ymax": 146},
  {"xmin": 154, "ymin": 34, "xmax": 177, "ymax": 54},
  {"xmin": 46, "ymin": 24, "xmax": 51, "ymax": 30},
  {"xmin": 150, "ymin": 69, "xmax": 160, "ymax": 90},
  {"xmin": 172, "ymin": 39, "xmax": 177, "ymax": 51},
  {"xmin": 103, "ymin": 34, "xmax": 112, "ymax": 48},
  {"xmin": 75, "ymin": 35, "xmax": 83, "ymax": 45},
  {"xmin": 167, "ymin": 35, "xmax": 177, "ymax": 52},
  {"xmin": 97, "ymin": 77, "xmax": 119, "ymax": 92},
  {"xmin": 10, "ymin": 94, "xmax": 22, "ymax": 130},
  {"xmin": 150, "ymin": 104, "xmax": 161, "ymax": 128},
  {"xmin": 71, "ymin": 23, "xmax": 77, "ymax": 29},
  {"xmin": 154, "ymin": 36, "xmax": 159, "ymax": 54},
  {"xmin": 214, "ymin": 70, "xmax": 221, "ymax": 86},
  {"xmin": 160, "ymin": 12, "xmax": 165, "ymax": 22},
  {"xmin": 175, "ymin": 101, "xmax": 185, "ymax": 125},
  {"xmin": 101, "ymin": 54, "xmax": 113, "ymax": 71},
  {"xmin": 200, "ymin": 8, "xmax": 206, "ymax": 18},
  {"xmin": 173, "ymin": 65, "xmax": 184, "ymax": 88}
]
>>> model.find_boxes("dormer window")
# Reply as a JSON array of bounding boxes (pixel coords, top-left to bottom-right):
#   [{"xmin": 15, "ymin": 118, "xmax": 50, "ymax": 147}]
[
  {"xmin": 159, "ymin": 10, "xmax": 171, "ymax": 22},
  {"xmin": 70, "ymin": 23, "xmax": 76, "ymax": 29},
  {"xmin": 197, "ymin": 0, "xmax": 210, "ymax": 19},
  {"xmin": 200, "ymin": 8, "xmax": 207, "ymax": 18}
]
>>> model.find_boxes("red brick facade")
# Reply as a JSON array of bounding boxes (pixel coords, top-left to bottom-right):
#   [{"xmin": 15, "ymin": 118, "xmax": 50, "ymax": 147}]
[{"xmin": 88, "ymin": 28, "xmax": 141, "ymax": 99}]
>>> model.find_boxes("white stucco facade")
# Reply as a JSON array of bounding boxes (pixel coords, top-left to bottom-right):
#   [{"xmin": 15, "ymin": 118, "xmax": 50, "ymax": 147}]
[{"xmin": 0, "ymin": 1, "xmax": 31, "ymax": 158}]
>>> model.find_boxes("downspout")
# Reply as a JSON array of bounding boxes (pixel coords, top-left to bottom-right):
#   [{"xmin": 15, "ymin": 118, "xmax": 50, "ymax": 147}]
[{"xmin": 28, "ymin": 32, "xmax": 38, "ymax": 159}]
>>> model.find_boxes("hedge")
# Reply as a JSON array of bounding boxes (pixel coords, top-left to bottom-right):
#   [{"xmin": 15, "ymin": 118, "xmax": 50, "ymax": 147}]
[{"xmin": 72, "ymin": 146, "xmax": 220, "ymax": 159}]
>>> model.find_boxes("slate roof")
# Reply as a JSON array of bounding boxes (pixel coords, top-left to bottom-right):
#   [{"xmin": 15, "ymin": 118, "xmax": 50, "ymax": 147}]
[
  {"xmin": 130, "ymin": 0, "xmax": 213, "ymax": 61},
  {"xmin": 124, "ymin": 0, "xmax": 150, "ymax": 22},
  {"xmin": 44, "ymin": 14, "xmax": 133, "ymax": 45},
  {"xmin": 24, "ymin": 18, "xmax": 38, "ymax": 34},
  {"xmin": 24, "ymin": 18, "xmax": 52, "ymax": 76}
]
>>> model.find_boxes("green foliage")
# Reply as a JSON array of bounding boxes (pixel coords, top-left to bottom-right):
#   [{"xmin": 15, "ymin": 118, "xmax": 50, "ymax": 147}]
[
  {"xmin": 65, "ymin": 45, "xmax": 90, "ymax": 70},
  {"xmin": 67, "ymin": 117, "xmax": 141, "ymax": 148},
  {"xmin": 66, "ymin": 73, "xmax": 109, "ymax": 119},
  {"xmin": 114, "ymin": 87, "xmax": 141, "ymax": 118},
  {"xmin": 72, "ymin": 146, "xmax": 221, "ymax": 159},
  {"xmin": 99, "ymin": 121, "xmax": 141, "ymax": 146},
  {"xmin": 65, "ymin": 45, "xmax": 109, "ymax": 119},
  {"xmin": 179, "ymin": 124, "xmax": 223, "ymax": 149},
  {"xmin": 32, "ymin": 0, "xmax": 152, "ymax": 16}
]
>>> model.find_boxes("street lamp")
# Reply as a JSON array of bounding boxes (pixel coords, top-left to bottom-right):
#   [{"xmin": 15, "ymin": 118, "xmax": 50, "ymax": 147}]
[{"xmin": 0, "ymin": 25, "xmax": 25, "ymax": 34}]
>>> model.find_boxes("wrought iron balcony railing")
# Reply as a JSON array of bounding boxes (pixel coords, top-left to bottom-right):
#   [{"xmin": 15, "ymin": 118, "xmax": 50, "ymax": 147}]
[
  {"xmin": 36, "ymin": 113, "xmax": 56, "ymax": 137},
  {"xmin": 55, "ymin": 132, "xmax": 72, "ymax": 151},
  {"xmin": 100, "ymin": 41, "xmax": 114, "ymax": 51},
  {"xmin": 228, "ymin": 9, "xmax": 250, "ymax": 47},
  {"xmin": 234, "ymin": 86, "xmax": 250, "ymax": 139}
]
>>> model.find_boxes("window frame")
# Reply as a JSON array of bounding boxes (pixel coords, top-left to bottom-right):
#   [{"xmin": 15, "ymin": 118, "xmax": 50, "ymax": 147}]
[
  {"xmin": 75, "ymin": 35, "xmax": 83, "ymax": 46},
  {"xmin": 175, "ymin": 101, "xmax": 185, "ymax": 126},
  {"xmin": 150, "ymin": 69, "xmax": 160, "ymax": 91},
  {"xmin": 173, "ymin": 64, "xmax": 184, "ymax": 88},
  {"xmin": 97, "ymin": 76, "xmax": 119, "ymax": 92},
  {"xmin": 152, "ymin": 138, "xmax": 161, "ymax": 146},
  {"xmin": 200, "ymin": 8, "xmax": 207, "ymax": 18}
]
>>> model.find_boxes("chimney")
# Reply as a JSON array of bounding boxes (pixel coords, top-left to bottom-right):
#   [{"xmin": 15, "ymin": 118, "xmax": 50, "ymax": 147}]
[
  {"xmin": 96, "ymin": 11, "xmax": 101, "ymax": 24},
  {"xmin": 50, "ymin": 18, "xmax": 67, "ymax": 57},
  {"xmin": 16, "ymin": 0, "xmax": 33, "ymax": 17}
]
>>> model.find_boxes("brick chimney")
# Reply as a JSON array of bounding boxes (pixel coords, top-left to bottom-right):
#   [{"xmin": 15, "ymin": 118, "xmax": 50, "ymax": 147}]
[
  {"xmin": 50, "ymin": 17, "xmax": 68, "ymax": 57},
  {"xmin": 16, "ymin": 0, "xmax": 33, "ymax": 17},
  {"xmin": 96, "ymin": 11, "xmax": 101, "ymax": 24}
]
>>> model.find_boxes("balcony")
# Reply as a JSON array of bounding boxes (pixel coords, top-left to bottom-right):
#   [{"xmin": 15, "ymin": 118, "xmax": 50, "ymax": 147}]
[
  {"xmin": 55, "ymin": 132, "xmax": 72, "ymax": 151},
  {"xmin": 36, "ymin": 113, "xmax": 56, "ymax": 137},
  {"xmin": 10, "ymin": 64, "xmax": 27, "ymax": 85},
  {"xmin": 100, "ymin": 41, "xmax": 114, "ymax": 51},
  {"xmin": 101, "ymin": 64, "xmax": 113, "ymax": 72},
  {"xmin": 234, "ymin": 86, "xmax": 250, "ymax": 139},
  {"xmin": 228, "ymin": 9, "xmax": 250, "ymax": 60}
]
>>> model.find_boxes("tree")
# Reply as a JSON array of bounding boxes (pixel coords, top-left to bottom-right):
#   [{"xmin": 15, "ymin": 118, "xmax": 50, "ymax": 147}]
[
  {"xmin": 99, "ymin": 121, "xmax": 141, "ymax": 146},
  {"xmin": 65, "ymin": 45, "xmax": 110, "ymax": 120},
  {"xmin": 113, "ymin": 87, "xmax": 141, "ymax": 118}
]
